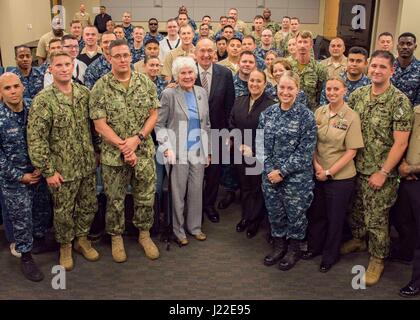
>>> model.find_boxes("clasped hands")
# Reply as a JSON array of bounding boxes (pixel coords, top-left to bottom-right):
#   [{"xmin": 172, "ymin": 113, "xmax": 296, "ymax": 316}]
[{"xmin": 119, "ymin": 136, "xmax": 141, "ymax": 167}]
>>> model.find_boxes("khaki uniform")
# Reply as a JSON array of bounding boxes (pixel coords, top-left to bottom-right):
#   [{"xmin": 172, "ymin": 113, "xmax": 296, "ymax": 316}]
[
  {"xmin": 162, "ymin": 45, "xmax": 196, "ymax": 79},
  {"xmin": 290, "ymin": 57, "xmax": 328, "ymax": 111},
  {"xmin": 348, "ymin": 84, "xmax": 414, "ymax": 258},
  {"xmin": 406, "ymin": 105, "xmax": 420, "ymax": 165},
  {"xmin": 134, "ymin": 59, "xmax": 163, "ymax": 75},
  {"xmin": 36, "ymin": 31, "xmax": 67, "ymax": 60},
  {"xmin": 89, "ymin": 71, "xmax": 160, "ymax": 235},
  {"xmin": 27, "ymin": 83, "xmax": 97, "ymax": 244},
  {"xmin": 80, "ymin": 46, "xmax": 102, "ymax": 56},
  {"xmin": 217, "ymin": 58, "xmax": 239, "ymax": 74},
  {"xmin": 73, "ymin": 11, "xmax": 92, "ymax": 28},
  {"xmin": 320, "ymin": 56, "xmax": 348, "ymax": 78},
  {"xmin": 315, "ymin": 103, "xmax": 364, "ymax": 179}
]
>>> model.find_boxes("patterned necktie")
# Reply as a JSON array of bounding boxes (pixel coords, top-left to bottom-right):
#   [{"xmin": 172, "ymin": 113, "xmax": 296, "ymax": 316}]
[{"xmin": 201, "ymin": 71, "xmax": 209, "ymax": 95}]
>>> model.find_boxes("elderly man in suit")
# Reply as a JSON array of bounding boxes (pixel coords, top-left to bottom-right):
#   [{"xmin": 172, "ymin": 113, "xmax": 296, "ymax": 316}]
[
  {"xmin": 155, "ymin": 56, "xmax": 211, "ymax": 245},
  {"xmin": 194, "ymin": 38, "xmax": 235, "ymax": 223}
]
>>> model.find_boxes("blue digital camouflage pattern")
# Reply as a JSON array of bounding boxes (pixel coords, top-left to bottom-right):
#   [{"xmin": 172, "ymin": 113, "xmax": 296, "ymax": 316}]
[
  {"xmin": 123, "ymin": 24, "xmax": 134, "ymax": 45},
  {"xmin": 152, "ymin": 75, "xmax": 168, "ymax": 98},
  {"xmin": 84, "ymin": 55, "xmax": 112, "ymax": 89},
  {"xmin": 266, "ymin": 85, "xmax": 309, "ymax": 105},
  {"xmin": 257, "ymin": 101, "xmax": 316, "ymax": 239},
  {"xmin": 129, "ymin": 43, "xmax": 145, "ymax": 64},
  {"xmin": 233, "ymin": 73, "xmax": 274, "ymax": 98},
  {"xmin": 143, "ymin": 32, "xmax": 165, "ymax": 44},
  {"xmin": 10, "ymin": 67, "xmax": 44, "ymax": 99},
  {"xmin": 320, "ymin": 72, "xmax": 371, "ymax": 105},
  {"xmin": 391, "ymin": 57, "xmax": 420, "ymax": 106}
]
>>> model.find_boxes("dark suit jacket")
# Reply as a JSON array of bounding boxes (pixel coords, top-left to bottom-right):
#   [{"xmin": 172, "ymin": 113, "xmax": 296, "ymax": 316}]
[{"xmin": 195, "ymin": 63, "xmax": 235, "ymax": 130}]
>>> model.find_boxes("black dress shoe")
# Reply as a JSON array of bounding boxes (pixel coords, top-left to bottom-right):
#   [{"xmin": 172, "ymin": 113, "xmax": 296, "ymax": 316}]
[
  {"xmin": 236, "ymin": 219, "xmax": 249, "ymax": 232},
  {"xmin": 21, "ymin": 252, "xmax": 44, "ymax": 282},
  {"xmin": 399, "ymin": 282, "xmax": 420, "ymax": 298},
  {"xmin": 301, "ymin": 250, "xmax": 319, "ymax": 260},
  {"xmin": 246, "ymin": 221, "xmax": 260, "ymax": 239},
  {"xmin": 319, "ymin": 262, "xmax": 333, "ymax": 273},
  {"xmin": 204, "ymin": 207, "xmax": 220, "ymax": 223},
  {"xmin": 217, "ymin": 191, "xmax": 235, "ymax": 210}
]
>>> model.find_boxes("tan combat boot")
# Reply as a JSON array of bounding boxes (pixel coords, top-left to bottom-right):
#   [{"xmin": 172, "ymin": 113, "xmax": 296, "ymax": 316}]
[
  {"xmin": 74, "ymin": 236, "xmax": 100, "ymax": 261},
  {"xmin": 59, "ymin": 243, "xmax": 74, "ymax": 271},
  {"xmin": 365, "ymin": 256, "xmax": 384, "ymax": 286},
  {"xmin": 340, "ymin": 238, "xmax": 367, "ymax": 255},
  {"xmin": 111, "ymin": 235, "xmax": 127, "ymax": 263},
  {"xmin": 139, "ymin": 231, "xmax": 160, "ymax": 260}
]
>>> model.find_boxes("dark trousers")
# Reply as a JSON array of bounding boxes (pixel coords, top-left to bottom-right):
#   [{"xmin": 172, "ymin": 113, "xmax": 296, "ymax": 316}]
[
  {"xmin": 235, "ymin": 164, "xmax": 265, "ymax": 223},
  {"xmin": 399, "ymin": 178, "xmax": 420, "ymax": 286},
  {"xmin": 307, "ymin": 177, "xmax": 355, "ymax": 264},
  {"xmin": 390, "ymin": 179, "xmax": 418, "ymax": 260},
  {"xmin": 203, "ymin": 162, "xmax": 222, "ymax": 209}
]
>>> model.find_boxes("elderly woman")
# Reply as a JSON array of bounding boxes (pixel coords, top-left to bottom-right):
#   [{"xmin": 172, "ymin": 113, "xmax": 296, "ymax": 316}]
[
  {"xmin": 303, "ymin": 77, "xmax": 364, "ymax": 272},
  {"xmin": 155, "ymin": 56, "xmax": 211, "ymax": 245},
  {"xmin": 257, "ymin": 71, "xmax": 317, "ymax": 271},
  {"xmin": 230, "ymin": 69, "xmax": 275, "ymax": 239}
]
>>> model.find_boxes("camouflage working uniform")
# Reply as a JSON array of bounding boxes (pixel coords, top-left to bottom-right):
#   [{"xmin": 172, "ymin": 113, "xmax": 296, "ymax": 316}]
[
  {"xmin": 10, "ymin": 67, "xmax": 44, "ymax": 99},
  {"xmin": 0, "ymin": 99, "xmax": 51, "ymax": 253},
  {"xmin": 129, "ymin": 43, "xmax": 145, "ymax": 64},
  {"xmin": 233, "ymin": 73, "xmax": 275, "ymax": 98},
  {"xmin": 348, "ymin": 84, "xmax": 414, "ymax": 259},
  {"xmin": 266, "ymin": 85, "xmax": 308, "ymax": 105},
  {"xmin": 89, "ymin": 71, "xmax": 159, "ymax": 235},
  {"xmin": 27, "ymin": 83, "xmax": 97, "ymax": 244},
  {"xmin": 143, "ymin": 32, "xmax": 165, "ymax": 44},
  {"xmin": 290, "ymin": 58, "xmax": 328, "ymax": 111},
  {"xmin": 391, "ymin": 57, "xmax": 420, "ymax": 106},
  {"xmin": 84, "ymin": 55, "xmax": 112, "ymax": 89},
  {"xmin": 320, "ymin": 72, "xmax": 371, "ymax": 105},
  {"xmin": 123, "ymin": 24, "xmax": 135, "ymax": 45},
  {"xmin": 265, "ymin": 21, "xmax": 280, "ymax": 34},
  {"xmin": 257, "ymin": 101, "xmax": 317, "ymax": 239}
]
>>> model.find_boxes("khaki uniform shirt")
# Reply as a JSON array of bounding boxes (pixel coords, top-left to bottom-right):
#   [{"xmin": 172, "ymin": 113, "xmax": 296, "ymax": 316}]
[
  {"xmin": 27, "ymin": 83, "xmax": 96, "ymax": 181},
  {"xmin": 348, "ymin": 84, "xmax": 414, "ymax": 176},
  {"xmin": 89, "ymin": 71, "xmax": 160, "ymax": 166},
  {"xmin": 134, "ymin": 60, "xmax": 163, "ymax": 75},
  {"xmin": 162, "ymin": 45, "xmax": 196, "ymax": 79},
  {"xmin": 36, "ymin": 31, "xmax": 67, "ymax": 59},
  {"xmin": 406, "ymin": 105, "xmax": 420, "ymax": 165},
  {"xmin": 217, "ymin": 58, "xmax": 239, "ymax": 74},
  {"xmin": 73, "ymin": 11, "xmax": 92, "ymax": 28},
  {"xmin": 80, "ymin": 46, "xmax": 102, "ymax": 57},
  {"xmin": 320, "ymin": 56, "xmax": 348, "ymax": 78},
  {"xmin": 315, "ymin": 103, "xmax": 364, "ymax": 179}
]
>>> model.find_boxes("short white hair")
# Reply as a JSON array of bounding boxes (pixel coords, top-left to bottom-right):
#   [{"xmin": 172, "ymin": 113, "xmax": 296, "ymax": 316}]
[{"xmin": 171, "ymin": 56, "xmax": 197, "ymax": 81}]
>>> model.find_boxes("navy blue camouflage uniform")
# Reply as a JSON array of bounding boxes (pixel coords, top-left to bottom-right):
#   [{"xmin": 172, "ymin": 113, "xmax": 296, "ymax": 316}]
[
  {"xmin": 123, "ymin": 24, "xmax": 135, "ymax": 45},
  {"xmin": 266, "ymin": 84, "xmax": 309, "ymax": 105},
  {"xmin": 129, "ymin": 44, "xmax": 145, "ymax": 64},
  {"xmin": 391, "ymin": 57, "xmax": 420, "ymax": 106},
  {"xmin": 257, "ymin": 101, "xmax": 317, "ymax": 239},
  {"xmin": 233, "ymin": 73, "xmax": 275, "ymax": 98},
  {"xmin": 320, "ymin": 72, "xmax": 371, "ymax": 105},
  {"xmin": 84, "ymin": 55, "xmax": 112, "ymax": 89},
  {"xmin": 10, "ymin": 67, "xmax": 44, "ymax": 99},
  {"xmin": 143, "ymin": 32, "xmax": 165, "ymax": 45},
  {"xmin": 0, "ymin": 99, "xmax": 51, "ymax": 253}
]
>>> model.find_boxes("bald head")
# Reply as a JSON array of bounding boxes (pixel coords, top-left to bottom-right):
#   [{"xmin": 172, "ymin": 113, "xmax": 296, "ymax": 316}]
[
  {"xmin": 195, "ymin": 38, "xmax": 216, "ymax": 69},
  {"xmin": 0, "ymin": 73, "xmax": 24, "ymax": 107},
  {"xmin": 329, "ymin": 37, "xmax": 345, "ymax": 58}
]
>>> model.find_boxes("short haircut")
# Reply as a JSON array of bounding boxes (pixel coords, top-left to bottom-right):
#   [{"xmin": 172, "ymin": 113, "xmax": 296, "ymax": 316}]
[
  {"xmin": 144, "ymin": 38, "xmax": 159, "ymax": 47},
  {"xmin": 378, "ymin": 32, "xmax": 393, "ymax": 39},
  {"xmin": 202, "ymin": 15, "xmax": 211, "ymax": 20},
  {"xmin": 70, "ymin": 20, "xmax": 82, "ymax": 27},
  {"xmin": 254, "ymin": 15, "xmax": 264, "ymax": 20},
  {"xmin": 61, "ymin": 34, "xmax": 77, "ymax": 44},
  {"xmin": 148, "ymin": 18, "xmax": 158, "ymax": 23},
  {"xmin": 398, "ymin": 32, "xmax": 417, "ymax": 43},
  {"xmin": 222, "ymin": 25, "xmax": 234, "ymax": 32},
  {"xmin": 83, "ymin": 25, "xmax": 98, "ymax": 33},
  {"xmin": 179, "ymin": 24, "xmax": 194, "ymax": 33},
  {"xmin": 370, "ymin": 50, "xmax": 395, "ymax": 66},
  {"xmin": 172, "ymin": 56, "xmax": 197, "ymax": 81},
  {"xmin": 133, "ymin": 26, "xmax": 145, "ymax": 31},
  {"xmin": 291, "ymin": 17, "xmax": 300, "ymax": 22},
  {"xmin": 265, "ymin": 50, "xmax": 278, "ymax": 59},
  {"xmin": 227, "ymin": 16, "xmax": 235, "ymax": 21},
  {"xmin": 14, "ymin": 45, "xmax": 30, "ymax": 57},
  {"xmin": 167, "ymin": 18, "xmax": 178, "ymax": 24},
  {"xmin": 348, "ymin": 46, "xmax": 368, "ymax": 59},
  {"xmin": 239, "ymin": 50, "xmax": 256, "ymax": 61},
  {"xmin": 100, "ymin": 5, "xmax": 106, "ymax": 9},
  {"xmin": 216, "ymin": 36, "xmax": 228, "ymax": 43},
  {"xmin": 227, "ymin": 37, "xmax": 242, "ymax": 45},
  {"xmin": 296, "ymin": 30, "xmax": 313, "ymax": 40},
  {"xmin": 48, "ymin": 38, "xmax": 62, "ymax": 47},
  {"xmin": 243, "ymin": 35, "xmax": 256, "ymax": 44},
  {"xmin": 219, "ymin": 15, "xmax": 228, "ymax": 20},
  {"xmin": 283, "ymin": 16, "xmax": 291, "ymax": 20},
  {"xmin": 114, "ymin": 25, "xmax": 124, "ymax": 30},
  {"xmin": 109, "ymin": 39, "xmax": 129, "ymax": 54},
  {"xmin": 49, "ymin": 51, "xmax": 72, "ymax": 64},
  {"xmin": 270, "ymin": 57, "xmax": 292, "ymax": 75},
  {"xmin": 99, "ymin": 31, "xmax": 117, "ymax": 44}
]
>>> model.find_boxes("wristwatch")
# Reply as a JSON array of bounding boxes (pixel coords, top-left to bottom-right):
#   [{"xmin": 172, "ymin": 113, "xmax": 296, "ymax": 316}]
[
  {"xmin": 325, "ymin": 169, "xmax": 333, "ymax": 179},
  {"xmin": 137, "ymin": 133, "xmax": 145, "ymax": 143}
]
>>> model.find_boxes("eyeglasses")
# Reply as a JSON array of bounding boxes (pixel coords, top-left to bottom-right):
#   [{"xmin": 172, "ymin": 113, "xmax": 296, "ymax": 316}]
[
  {"xmin": 111, "ymin": 53, "xmax": 131, "ymax": 60},
  {"xmin": 149, "ymin": 23, "xmax": 158, "ymax": 26}
]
